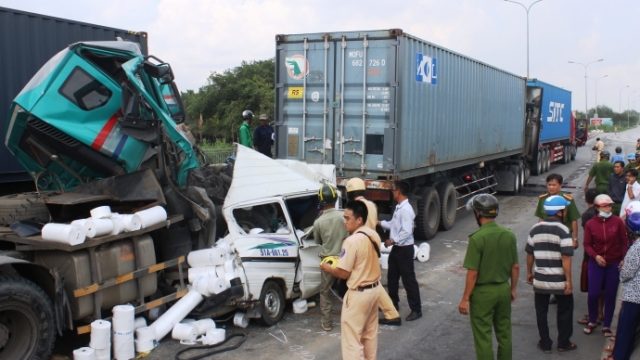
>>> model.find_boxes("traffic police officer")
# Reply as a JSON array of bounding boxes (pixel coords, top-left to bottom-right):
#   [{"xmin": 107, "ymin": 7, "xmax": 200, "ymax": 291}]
[
  {"xmin": 459, "ymin": 194, "xmax": 519, "ymax": 360},
  {"xmin": 536, "ymin": 173, "xmax": 580, "ymax": 248}
]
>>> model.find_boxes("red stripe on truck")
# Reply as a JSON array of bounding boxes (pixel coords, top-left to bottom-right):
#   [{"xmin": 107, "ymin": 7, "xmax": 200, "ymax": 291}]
[{"xmin": 91, "ymin": 114, "xmax": 119, "ymax": 151}]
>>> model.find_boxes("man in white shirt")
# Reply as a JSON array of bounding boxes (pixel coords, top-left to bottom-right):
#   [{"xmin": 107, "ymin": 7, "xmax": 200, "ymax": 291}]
[{"xmin": 379, "ymin": 181, "xmax": 422, "ymax": 321}]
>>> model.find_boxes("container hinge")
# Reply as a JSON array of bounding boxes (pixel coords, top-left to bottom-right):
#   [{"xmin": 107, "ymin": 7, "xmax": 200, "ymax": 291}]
[
  {"xmin": 304, "ymin": 136, "xmax": 322, "ymax": 143},
  {"xmin": 308, "ymin": 147, "xmax": 325, "ymax": 155},
  {"xmin": 345, "ymin": 149, "xmax": 363, "ymax": 157},
  {"xmin": 341, "ymin": 36, "xmax": 347, "ymax": 48},
  {"xmin": 341, "ymin": 136, "xmax": 361, "ymax": 144}
]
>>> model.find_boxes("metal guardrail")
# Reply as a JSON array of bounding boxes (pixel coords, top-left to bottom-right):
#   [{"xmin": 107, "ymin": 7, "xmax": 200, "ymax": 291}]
[{"xmin": 201, "ymin": 148, "xmax": 234, "ymax": 164}]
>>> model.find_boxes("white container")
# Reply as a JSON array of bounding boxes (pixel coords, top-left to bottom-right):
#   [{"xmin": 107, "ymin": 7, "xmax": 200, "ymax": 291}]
[
  {"xmin": 89, "ymin": 319, "xmax": 111, "ymax": 349},
  {"xmin": 171, "ymin": 323, "xmax": 198, "ymax": 345},
  {"xmin": 201, "ymin": 328, "xmax": 225, "ymax": 345},
  {"xmin": 73, "ymin": 347, "xmax": 96, "ymax": 360},
  {"xmin": 380, "ymin": 253, "xmax": 389, "ymax": 270},
  {"xmin": 134, "ymin": 326, "xmax": 156, "ymax": 353},
  {"xmin": 90, "ymin": 206, "xmax": 112, "ymax": 219},
  {"xmin": 233, "ymin": 312, "xmax": 249, "ymax": 328},
  {"xmin": 193, "ymin": 319, "xmax": 216, "ymax": 335},
  {"xmin": 292, "ymin": 299, "xmax": 308, "ymax": 314}
]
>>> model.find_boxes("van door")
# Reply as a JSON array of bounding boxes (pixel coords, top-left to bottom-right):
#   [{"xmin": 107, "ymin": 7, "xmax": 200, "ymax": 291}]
[
  {"xmin": 296, "ymin": 233, "xmax": 322, "ymax": 299},
  {"xmin": 228, "ymin": 199, "xmax": 299, "ymax": 299}
]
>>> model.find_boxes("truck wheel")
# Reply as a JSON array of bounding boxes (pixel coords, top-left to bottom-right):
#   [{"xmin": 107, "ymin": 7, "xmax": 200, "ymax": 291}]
[
  {"xmin": 415, "ymin": 187, "xmax": 440, "ymax": 240},
  {"xmin": 563, "ymin": 146, "xmax": 570, "ymax": 164},
  {"xmin": 533, "ymin": 151, "xmax": 543, "ymax": 175},
  {"xmin": 570, "ymin": 145, "xmax": 576, "ymax": 160},
  {"xmin": 259, "ymin": 280, "xmax": 285, "ymax": 326},
  {"xmin": 542, "ymin": 149, "xmax": 550, "ymax": 173},
  {"xmin": 437, "ymin": 182, "xmax": 457, "ymax": 231},
  {"xmin": 509, "ymin": 166, "xmax": 521, "ymax": 194},
  {"xmin": 0, "ymin": 275, "xmax": 55, "ymax": 360},
  {"xmin": 0, "ymin": 193, "xmax": 50, "ymax": 226}
]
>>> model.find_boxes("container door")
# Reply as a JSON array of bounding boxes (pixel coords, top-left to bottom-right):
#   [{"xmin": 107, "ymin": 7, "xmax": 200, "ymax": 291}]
[
  {"xmin": 276, "ymin": 32, "xmax": 397, "ymax": 179},
  {"xmin": 334, "ymin": 35, "xmax": 396, "ymax": 177},
  {"xmin": 276, "ymin": 35, "xmax": 336, "ymax": 164}
]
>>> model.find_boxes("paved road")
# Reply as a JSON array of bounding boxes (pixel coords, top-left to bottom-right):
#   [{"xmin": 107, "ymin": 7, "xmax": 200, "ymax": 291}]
[
  {"xmin": 55, "ymin": 129, "xmax": 640, "ymax": 360},
  {"xmin": 138, "ymin": 136, "xmax": 622, "ymax": 360}
]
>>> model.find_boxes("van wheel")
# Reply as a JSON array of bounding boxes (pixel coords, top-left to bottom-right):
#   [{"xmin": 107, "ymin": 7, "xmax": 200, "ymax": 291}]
[
  {"xmin": 415, "ymin": 187, "xmax": 440, "ymax": 240},
  {"xmin": 259, "ymin": 280, "xmax": 285, "ymax": 326},
  {"xmin": 437, "ymin": 182, "xmax": 457, "ymax": 231},
  {"xmin": 0, "ymin": 193, "xmax": 50, "ymax": 226},
  {"xmin": 0, "ymin": 275, "xmax": 55, "ymax": 360}
]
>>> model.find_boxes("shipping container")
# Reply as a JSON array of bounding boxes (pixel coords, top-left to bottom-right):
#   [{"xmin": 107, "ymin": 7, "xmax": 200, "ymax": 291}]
[
  {"xmin": 275, "ymin": 29, "xmax": 526, "ymax": 180},
  {"xmin": 527, "ymin": 79, "xmax": 572, "ymax": 143},
  {"xmin": 274, "ymin": 29, "xmax": 579, "ymax": 240},
  {"xmin": 524, "ymin": 79, "xmax": 575, "ymax": 173},
  {"xmin": 0, "ymin": 6, "xmax": 147, "ymax": 183}
]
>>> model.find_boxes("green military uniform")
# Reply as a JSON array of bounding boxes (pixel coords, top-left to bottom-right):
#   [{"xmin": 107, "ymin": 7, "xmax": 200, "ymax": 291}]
[
  {"xmin": 535, "ymin": 192, "xmax": 580, "ymax": 234},
  {"xmin": 463, "ymin": 222, "xmax": 518, "ymax": 360},
  {"xmin": 588, "ymin": 160, "xmax": 614, "ymax": 194},
  {"xmin": 238, "ymin": 120, "xmax": 253, "ymax": 147},
  {"xmin": 313, "ymin": 208, "xmax": 348, "ymax": 329}
]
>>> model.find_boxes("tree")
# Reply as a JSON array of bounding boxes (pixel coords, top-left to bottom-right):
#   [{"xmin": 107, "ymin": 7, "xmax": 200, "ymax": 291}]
[{"xmin": 182, "ymin": 59, "xmax": 275, "ymax": 143}]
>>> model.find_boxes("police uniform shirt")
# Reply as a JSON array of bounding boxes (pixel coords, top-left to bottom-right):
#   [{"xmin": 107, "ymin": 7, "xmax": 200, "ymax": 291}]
[
  {"xmin": 338, "ymin": 226, "xmax": 381, "ymax": 290},
  {"xmin": 355, "ymin": 196, "xmax": 378, "ymax": 230},
  {"xmin": 535, "ymin": 192, "xmax": 580, "ymax": 232},
  {"xmin": 463, "ymin": 222, "xmax": 518, "ymax": 285}
]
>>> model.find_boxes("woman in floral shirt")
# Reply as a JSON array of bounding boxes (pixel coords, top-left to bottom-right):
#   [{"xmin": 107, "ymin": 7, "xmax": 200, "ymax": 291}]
[{"xmin": 610, "ymin": 205, "xmax": 640, "ymax": 360}]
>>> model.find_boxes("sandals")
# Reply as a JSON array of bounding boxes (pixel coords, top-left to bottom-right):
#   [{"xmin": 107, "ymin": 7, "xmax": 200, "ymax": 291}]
[
  {"xmin": 577, "ymin": 314, "xmax": 589, "ymax": 325},
  {"xmin": 584, "ymin": 322, "xmax": 598, "ymax": 334},
  {"xmin": 557, "ymin": 342, "xmax": 577, "ymax": 352},
  {"xmin": 602, "ymin": 327, "xmax": 614, "ymax": 337}
]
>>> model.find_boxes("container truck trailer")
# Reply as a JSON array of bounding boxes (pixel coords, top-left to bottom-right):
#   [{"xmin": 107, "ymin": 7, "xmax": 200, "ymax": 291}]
[
  {"xmin": 0, "ymin": 6, "xmax": 148, "ymax": 184},
  {"xmin": 274, "ymin": 29, "xmax": 577, "ymax": 239}
]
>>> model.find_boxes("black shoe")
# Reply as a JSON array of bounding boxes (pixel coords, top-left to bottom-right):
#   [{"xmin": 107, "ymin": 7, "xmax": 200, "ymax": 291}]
[
  {"xmin": 379, "ymin": 317, "xmax": 402, "ymax": 326},
  {"xmin": 537, "ymin": 340, "xmax": 552, "ymax": 354},
  {"xmin": 405, "ymin": 311, "xmax": 422, "ymax": 321}
]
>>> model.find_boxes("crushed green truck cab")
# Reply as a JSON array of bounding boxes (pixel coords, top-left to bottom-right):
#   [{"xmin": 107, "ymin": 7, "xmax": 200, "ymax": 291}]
[{"xmin": 5, "ymin": 41, "xmax": 198, "ymax": 190}]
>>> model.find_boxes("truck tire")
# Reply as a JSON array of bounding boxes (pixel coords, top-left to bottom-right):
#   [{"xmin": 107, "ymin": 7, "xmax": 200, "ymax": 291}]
[
  {"xmin": 437, "ymin": 182, "xmax": 457, "ymax": 231},
  {"xmin": 415, "ymin": 187, "xmax": 440, "ymax": 240},
  {"xmin": 533, "ymin": 151, "xmax": 543, "ymax": 175},
  {"xmin": 258, "ymin": 280, "xmax": 285, "ymax": 326},
  {"xmin": 542, "ymin": 149, "xmax": 550, "ymax": 173},
  {"xmin": 563, "ymin": 146, "xmax": 570, "ymax": 164},
  {"xmin": 570, "ymin": 145, "xmax": 577, "ymax": 160},
  {"xmin": 0, "ymin": 193, "xmax": 50, "ymax": 226},
  {"xmin": 0, "ymin": 275, "xmax": 55, "ymax": 360},
  {"xmin": 509, "ymin": 166, "xmax": 521, "ymax": 194}
]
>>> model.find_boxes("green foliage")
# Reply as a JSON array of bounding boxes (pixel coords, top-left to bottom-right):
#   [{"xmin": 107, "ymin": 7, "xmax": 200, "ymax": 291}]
[{"xmin": 182, "ymin": 59, "xmax": 275, "ymax": 143}]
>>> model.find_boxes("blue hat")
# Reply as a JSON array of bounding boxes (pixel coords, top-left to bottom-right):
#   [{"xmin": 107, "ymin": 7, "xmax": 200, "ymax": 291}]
[
  {"xmin": 627, "ymin": 212, "xmax": 640, "ymax": 234},
  {"xmin": 543, "ymin": 195, "xmax": 570, "ymax": 216},
  {"xmin": 629, "ymin": 153, "xmax": 636, "ymax": 160}
]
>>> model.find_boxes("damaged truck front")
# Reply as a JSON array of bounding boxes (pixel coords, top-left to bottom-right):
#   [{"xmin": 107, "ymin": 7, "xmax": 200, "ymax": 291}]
[{"xmin": 2, "ymin": 40, "xmax": 328, "ymax": 358}]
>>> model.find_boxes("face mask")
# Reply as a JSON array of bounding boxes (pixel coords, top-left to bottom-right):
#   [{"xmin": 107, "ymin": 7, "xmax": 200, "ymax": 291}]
[{"xmin": 599, "ymin": 210, "xmax": 612, "ymax": 218}]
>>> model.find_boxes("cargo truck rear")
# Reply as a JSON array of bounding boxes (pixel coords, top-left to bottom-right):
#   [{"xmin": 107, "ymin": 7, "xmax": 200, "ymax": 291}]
[
  {"xmin": 0, "ymin": 6, "xmax": 147, "ymax": 184},
  {"xmin": 524, "ymin": 79, "xmax": 577, "ymax": 174},
  {"xmin": 275, "ymin": 29, "xmax": 528, "ymax": 239}
]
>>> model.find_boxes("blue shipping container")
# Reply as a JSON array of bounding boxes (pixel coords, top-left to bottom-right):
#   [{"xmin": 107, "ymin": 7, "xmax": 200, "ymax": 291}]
[
  {"xmin": 275, "ymin": 29, "xmax": 525, "ymax": 180},
  {"xmin": 526, "ymin": 79, "xmax": 572, "ymax": 144}
]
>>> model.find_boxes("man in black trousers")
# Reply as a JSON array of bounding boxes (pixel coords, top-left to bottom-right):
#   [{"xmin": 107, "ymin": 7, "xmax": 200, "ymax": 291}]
[{"xmin": 379, "ymin": 181, "xmax": 422, "ymax": 321}]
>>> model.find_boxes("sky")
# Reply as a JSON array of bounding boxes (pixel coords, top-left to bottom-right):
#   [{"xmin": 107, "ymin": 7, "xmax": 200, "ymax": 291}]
[{"xmin": 1, "ymin": 0, "xmax": 638, "ymax": 114}]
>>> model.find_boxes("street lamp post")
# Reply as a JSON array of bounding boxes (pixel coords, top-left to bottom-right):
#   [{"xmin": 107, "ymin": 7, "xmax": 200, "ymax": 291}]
[
  {"xmin": 620, "ymin": 85, "xmax": 630, "ymax": 113},
  {"xmin": 594, "ymin": 74, "xmax": 608, "ymax": 118},
  {"xmin": 628, "ymin": 90, "xmax": 637, "ymax": 129},
  {"xmin": 504, "ymin": 0, "xmax": 545, "ymax": 78},
  {"xmin": 568, "ymin": 58, "xmax": 604, "ymax": 122}
]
